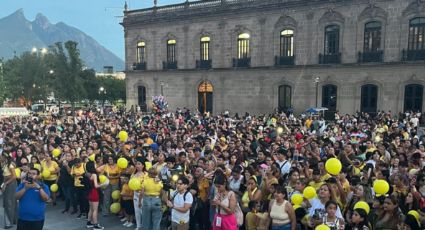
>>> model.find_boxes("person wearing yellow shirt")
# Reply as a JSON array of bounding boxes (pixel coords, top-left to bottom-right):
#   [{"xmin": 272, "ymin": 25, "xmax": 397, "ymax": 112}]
[
  {"xmin": 132, "ymin": 157, "xmax": 147, "ymax": 230},
  {"xmin": 120, "ymin": 174, "xmax": 135, "ymax": 227},
  {"xmin": 140, "ymin": 167, "xmax": 164, "ymax": 230},
  {"xmin": 98, "ymin": 155, "xmax": 121, "ymax": 216},
  {"xmin": 41, "ymin": 153, "xmax": 60, "ymax": 205},
  {"xmin": 309, "ymin": 169, "xmax": 324, "ymax": 191},
  {"xmin": 71, "ymin": 158, "xmax": 88, "ymax": 219}
]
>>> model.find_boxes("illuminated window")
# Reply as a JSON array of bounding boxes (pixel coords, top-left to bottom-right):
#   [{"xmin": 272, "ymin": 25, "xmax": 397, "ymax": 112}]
[
  {"xmin": 200, "ymin": 36, "xmax": 210, "ymax": 61},
  {"xmin": 364, "ymin": 21, "xmax": 381, "ymax": 52},
  {"xmin": 237, "ymin": 33, "xmax": 250, "ymax": 59},
  {"xmin": 167, "ymin": 39, "xmax": 176, "ymax": 62},
  {"xmin": 408, "ymin": 17, "xmax": 425, "ymax": 51},
  {"xmin": 136, "ymin": 41, "xmax": 146, "ymax": 63},
  {"xmin": 280, "ymin": 30, "xmax": 294, "ymax": 57},
  {"xmin": 324, "ymin": 25, "xmax": 340, "ymax": 55}
]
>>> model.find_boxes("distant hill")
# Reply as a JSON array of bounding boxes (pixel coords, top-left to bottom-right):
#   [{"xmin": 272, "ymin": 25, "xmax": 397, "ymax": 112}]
[{"xmin": 0, "ymin": 9, "xmax": 124, "ymax": 71}]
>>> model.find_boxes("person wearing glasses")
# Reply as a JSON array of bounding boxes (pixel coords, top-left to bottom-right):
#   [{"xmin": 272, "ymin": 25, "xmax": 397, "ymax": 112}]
[{"xmin": 166, "ymin": 176, "xmax": 193, "ymax": 230}]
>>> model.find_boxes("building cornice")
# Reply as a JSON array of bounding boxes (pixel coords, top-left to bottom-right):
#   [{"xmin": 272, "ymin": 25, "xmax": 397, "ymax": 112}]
[{"xmin": 122, "ymin": 0, "xmax": 395, "ymax": 27}]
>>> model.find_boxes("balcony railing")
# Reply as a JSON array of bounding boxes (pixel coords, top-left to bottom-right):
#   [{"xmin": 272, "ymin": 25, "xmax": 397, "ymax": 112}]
[
  {"xmin": 162, "ymin": 61, "xmax": 177, "ymax": 70},
  {"xmin": 232, "ymin": 57, "xmax": 251, "ymax": 68},
  {"xmin": 357, "ymin": 51, "xmax": 383, "ymax": 63},
  {"xmin": 275, "ymin": 56, "xmax": 295, "ymax": 66},
  {"xmin": 196, "ymin": 59, "xmax": 212, "ymax": 69},
  {"xmin": 319, "ymin": 53, "xmax": 341, "ymax": 64},
  {"xmin": 132, "ymin": 62, "xmax": 146, "ymax": 70},
  {"xmin": 402, "ymin": 49, "xmax": 425, "ymax": 61}
]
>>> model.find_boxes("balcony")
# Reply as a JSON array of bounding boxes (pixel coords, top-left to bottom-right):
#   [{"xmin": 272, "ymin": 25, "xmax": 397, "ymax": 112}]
[
  {"xmin": 132, "ymin": 62, "xmax": 146, "ymax": 70},
  {"xmin": 196, "ymin": 59, "xmax": 212, "ymax": 69},
  {"xmin": 162, "ymin": 61, "xmax": 177, "ymax": 70},
  {"xmin": 232, "ymin": 57, "xmax": 251, "ymax": 68},
  {"xmin": 357, "ymin": 51, "xmax": 383, "ymax": 63},
  {"xmin": 402, "ymin": 49, "xmax": 425, "ymax": 61},
  {"xmin": 275, "ymin": 56, "xmax": 295, "ymax": 66},
  {"xmin": 319, "ymin": 53, "xmax": 341, "ymax": 64}
]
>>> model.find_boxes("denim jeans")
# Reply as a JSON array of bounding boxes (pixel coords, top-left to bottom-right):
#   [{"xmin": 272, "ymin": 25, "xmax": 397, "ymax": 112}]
[
  {"xmin": 102, "ymin": 183, "xmax": 119, "ymax": 215},
  {"xmin": 141, "ymin": 196, "xmax": 162, "ymax": 230},
  {"xmin": 62, "ymin": 184, "xmax": 73, "ymax": 211},
  {"xmin": 271, "ymin": 223, "xmax": 291, "ymax": 230}
]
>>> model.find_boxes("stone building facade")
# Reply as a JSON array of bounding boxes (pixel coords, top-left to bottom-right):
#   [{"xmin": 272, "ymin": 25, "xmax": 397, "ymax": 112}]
[{"xmin": 122, "ymin": 0, "xmax": 425, "ymax": 115}]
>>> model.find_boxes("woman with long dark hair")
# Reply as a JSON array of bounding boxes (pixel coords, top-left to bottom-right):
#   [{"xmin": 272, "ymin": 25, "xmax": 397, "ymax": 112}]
[
  {"xmin": 1, "ymin": 152, "xmax": 17, "ymax": 229},
  {"xmin": 347, "ymin": 208, "xmax": 370, "ymax": 230},
  {"xmin": 85, "ymin": 161, "xmax": 104, "ymax": 229},
  {"xmin": 132, "ymin": 157, "xmax": 146, "ymax": 230}
]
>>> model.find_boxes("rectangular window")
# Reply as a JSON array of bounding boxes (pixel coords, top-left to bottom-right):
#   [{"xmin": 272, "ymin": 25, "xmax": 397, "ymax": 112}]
[
  {"xmin": 364, "ymin": 22, "xmax": 381, "ymax": 52},
  {"xmin": 200, "ymin": 40, "xmax": 209, "ymax": 61},
  {"xmin": 137, "ymin": 46, "xmax": 146, "ymax": 63},
  {"xmin": 167, "ymin": 40, "xmax": 176, "ymax": 62},
  {"xmin": 325, "ymin": 25, "xmax": 339, "ymax": 55},
  {"xmin": 280, "ymin": 30, "xmax": 294, "ymax": 57}
]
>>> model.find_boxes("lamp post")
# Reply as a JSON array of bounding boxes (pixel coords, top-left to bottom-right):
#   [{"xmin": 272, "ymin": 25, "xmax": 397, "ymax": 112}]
[
  {"xmin": 315, "ymin": 77, "xmax": 320, "ymax": 108},
  {"xmin": 99, "ymin": 87, "xmax": 106, "ymax": 114},
  {"xmin": 160, "ymin": 81, "xmax": 164, "ymax": 96},
  {"xmin": 0, "ymin": 61, "xmax": 4, "ymax": 107}
]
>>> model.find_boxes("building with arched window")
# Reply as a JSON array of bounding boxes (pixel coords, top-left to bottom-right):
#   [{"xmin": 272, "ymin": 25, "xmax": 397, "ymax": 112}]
[{"xmin": 123, "ymin": 0, "xmax": 425, "ymax": 116}]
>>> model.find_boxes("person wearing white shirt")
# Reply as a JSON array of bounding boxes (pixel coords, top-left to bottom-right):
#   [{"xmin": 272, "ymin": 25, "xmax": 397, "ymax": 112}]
[
  {"xmin": 308, "ymin": 184, "xmax": 343, "ymax": 228},
  {"xmin": 166, "ymin": 176, "xmax": 193, "ymax": 230},
  {"xmin": 275, "ymin": 149, "xmax": 291, "ymax": 177}
]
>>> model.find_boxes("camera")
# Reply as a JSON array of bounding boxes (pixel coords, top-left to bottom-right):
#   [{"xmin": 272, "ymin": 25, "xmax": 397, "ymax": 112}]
[{"xmin": 26, "ymin": 174, "xmax": 33, "ymax": 184}]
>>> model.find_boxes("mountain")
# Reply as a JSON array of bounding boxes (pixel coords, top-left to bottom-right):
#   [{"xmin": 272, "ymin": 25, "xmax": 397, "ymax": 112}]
[{"xmin": 0, "ymin": 9, "xmax": 124, "ymax": 71}]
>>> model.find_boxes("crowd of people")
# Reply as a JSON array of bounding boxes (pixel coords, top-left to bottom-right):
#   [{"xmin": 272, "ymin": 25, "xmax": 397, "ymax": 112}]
[{"xmin": 0, "ymin": 107, "xmax": 424, "ymax": 230}]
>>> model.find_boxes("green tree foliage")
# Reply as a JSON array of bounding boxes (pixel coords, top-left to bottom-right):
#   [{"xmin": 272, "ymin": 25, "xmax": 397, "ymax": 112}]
[{"xmin": 1, "ymin": 40, "xmax": 126, "ymax": 109}]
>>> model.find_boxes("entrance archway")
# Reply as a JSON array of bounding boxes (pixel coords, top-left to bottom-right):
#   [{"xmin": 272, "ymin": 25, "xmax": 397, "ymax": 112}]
[{"xmin": 198, "ymin": 81, "xmax": 213, "ymax": 114}]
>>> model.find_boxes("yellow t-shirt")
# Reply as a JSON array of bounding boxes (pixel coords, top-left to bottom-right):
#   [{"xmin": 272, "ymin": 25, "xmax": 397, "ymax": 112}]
[
  {"xmin": 141, "ymin": 176, "xmax": 163, "ymax": 196},
  {"xmin": 121, "ymin": 184, "xmax": 134, "ymax": 201},
  {"xmin": 245, "ymin": 212, "xmax": 257, "ymax": 230},
  {"xmin": 71, "ymin": 163, "xmax": 85, "ymax": 187},
  {"xmin": 242, "ymin": 187, "xmax": 258, "ymax": 208},
  {"xmin": 41, "ymin": 160, "xmax": 59, "ymax": 181},
  {"xmin": 131, "ymin": 172, "xmax": 146, "ymax": 189},
  {"xmin": 309, "ymin": 181, "xmax": 324, "ymax": 191},
  {"xmin": 198, "ymin": 178, "xmax": 210, "ymax": 202},
  {"xmin": 2, "ymin": 164, "xmax": 15, "ymax": 177},
  {"xmin": 105, "ymin": 165, "xmax": 121, "ymax": 185}
]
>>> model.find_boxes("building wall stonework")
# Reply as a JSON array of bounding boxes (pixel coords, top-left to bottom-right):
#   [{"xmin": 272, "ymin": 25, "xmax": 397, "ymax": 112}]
[{"xmin": 123, "ymin": 0, "xmax": 425, "ymax": 114}]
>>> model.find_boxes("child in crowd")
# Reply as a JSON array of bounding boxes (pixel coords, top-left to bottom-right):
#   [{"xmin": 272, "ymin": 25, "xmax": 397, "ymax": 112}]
[{"xmin": 120, "ymin": 174, "xmax": 134, "ymax": 227}]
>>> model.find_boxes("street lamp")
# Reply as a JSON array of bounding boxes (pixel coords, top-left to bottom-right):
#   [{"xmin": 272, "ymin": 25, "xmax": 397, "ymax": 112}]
[
  {"xmin": 315, "ymin": 77, "xmax": 320, "ymax": 108},
  {"xmin": 160, "ymin": 81, "xmax": 164, "ymax": 96},
  {"xmin": 99, "ymin": 87, "xmax": 106, "ymax": 113}
]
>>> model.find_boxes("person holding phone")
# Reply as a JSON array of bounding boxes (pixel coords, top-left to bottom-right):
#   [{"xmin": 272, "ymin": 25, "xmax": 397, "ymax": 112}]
[{"xmin": 15, "ymin": 167, "xmax": 50, "ymax": 230}]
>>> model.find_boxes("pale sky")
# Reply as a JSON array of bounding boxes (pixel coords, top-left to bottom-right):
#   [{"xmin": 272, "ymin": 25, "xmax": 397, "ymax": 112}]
[{"xmin": 0, "ymin": 0, "xmax": 184, "ymax": 60}]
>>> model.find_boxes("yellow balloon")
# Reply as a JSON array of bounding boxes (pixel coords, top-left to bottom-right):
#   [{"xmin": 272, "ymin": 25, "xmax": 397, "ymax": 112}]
[
  {"xmin": 373, "ymin": 179, "xmax": 389, "ymax": 195},
  {"xmin": 291, "ymin": 194, "xmax": 303, "ymax": 205},
  {"xmin": 52, "ymin": 148, "xmax": 61, "ymax": 157},
  {"xmin": 89, "ymin": 154, "xmax": 95, "ymax": 162},
  {"xmin": 99, "ymin": 175, "xmax": 107, "ymax": 184},
  {"xmin": 303, "ymin": 186, "xmax": 317, "ymax": 199},
  {"xmin": 117, "ymin": 157, "xmax": 128, "ymax": 169},
  {"xmin": 50, "ymin": 184, "xmax": 58, "ymax": 192},
  {"xmin": 15, "ymin": 168, "xmax": 21, "ymax": 177},
  {"xmin": 42, "ymin": 169, "xmax": 51, "ymax": 179},
  {"xmin": 118, "ymin": 131, "xmax": 128, "ymax": 142},
  {"xmin": 111, "ymin": 190, "xmax": 121, "ymax": 200},
  {"xmin": 110, "ymin": 202, "xmax": 121, "ymax": 214},
  {"xmin": 354, "ymin": 201, "xmax": 370, "ymax": 214},
  {"xmin": 325, "ymin": 158, "xmax": 342, "ymax": 175},
  {"xmin": 315, "ymin": 224, "xmax": 330, "ymax": 230},
  {"xmin": 128, "ymin": 178, "xmax": 141, "ymax": 190}
]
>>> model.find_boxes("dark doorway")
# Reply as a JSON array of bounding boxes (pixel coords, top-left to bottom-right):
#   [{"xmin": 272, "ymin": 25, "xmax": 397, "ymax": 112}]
[
  {"xmin": 322, "ymin": 84, "xmax": 337, "ymax": 120},
  {"xmin": 198, "ymin": 81, "xmax": 213, "ymax": 114},
  {"xmin": 361, "ymin": 84, "xmax": 378, "ymax": 115},
  {"xmin": 138, "ymin": 86, "xmax": 147, "ymax": 112},
  {"xmin": 278, "ymin": 85, "xmax": 292, "ymax": 113}
]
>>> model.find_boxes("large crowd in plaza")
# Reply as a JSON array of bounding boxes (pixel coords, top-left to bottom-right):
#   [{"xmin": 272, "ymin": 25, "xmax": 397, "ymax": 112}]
[{"xmin": 0, "ymin": 106, "xmax": 424, "ymax": 230}]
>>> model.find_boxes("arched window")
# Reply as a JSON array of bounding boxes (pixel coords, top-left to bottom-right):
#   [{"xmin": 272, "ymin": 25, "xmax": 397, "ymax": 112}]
[
  {"xmin": 278, "ymin": 85, "xmax": 292, "ymax": 112},
  {"xmin": 361, "ymin": 84, "xmax": 378, "ymax": 114},
  {"xmin": 136, "ymin": 41, "xmax": 146, "ymax": 63},
  {"xmin": 280, "ymin": 30, "xmax": 294, "ymax": 57},
  {"xmin": 237, "ymin": 33, "xmax": 250, "ymax": 59},
  {"xmin": 404, "ymin": 84, "xmax": 423, "ymax": 112},
  {"xmin": 167, "ymin": 39, "xmax": 176, "ymax": 62},
  {"xmin": 200, "ymin": 36, "xmax": 210, "ymax": 61},
  {"xmin": 198, "ymin": 81, "xmax": 214, "ymax": 113},
  {"xmin": 364, "ymin": 21, "xmax": 381, "ymax": 52},
  {"xmin": 408, "ymin": 17, "xmax": 425, "ymax": 51},
  {"xmin": 325, "ymin": 25, "xmax": 340, "ymax": 55},
  {"xmin": 322, "ymin": 84, "xmax": 337, "ymax": 111}
]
